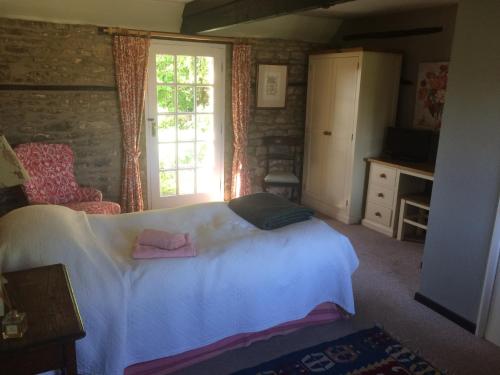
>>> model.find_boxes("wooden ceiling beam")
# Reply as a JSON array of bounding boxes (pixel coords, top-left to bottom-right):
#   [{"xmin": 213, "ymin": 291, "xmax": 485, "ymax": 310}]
[{"xmin": 181, "ymin": 0, "xmax": 355, "ymax": 34}]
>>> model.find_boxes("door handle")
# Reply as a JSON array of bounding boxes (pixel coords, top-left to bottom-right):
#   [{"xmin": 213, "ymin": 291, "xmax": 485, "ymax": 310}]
[
  {"xmin": 323, "ymin": 131, "xmax": 332, "ymax": 136},
  {"xmin": 147, "ymin": 118, "xmax": 157, "ymax": 137}
]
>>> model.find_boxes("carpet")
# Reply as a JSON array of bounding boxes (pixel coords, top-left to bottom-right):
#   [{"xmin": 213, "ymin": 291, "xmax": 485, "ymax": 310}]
[{"xmin": 233, "ymin": 327, "xmax": 443, "ymax": 374}]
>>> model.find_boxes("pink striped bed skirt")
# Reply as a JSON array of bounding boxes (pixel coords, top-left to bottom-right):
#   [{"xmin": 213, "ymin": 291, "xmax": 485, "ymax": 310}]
[{"xmin": 125, "ymin": 302, "xmax": 344, "ymax": 375}]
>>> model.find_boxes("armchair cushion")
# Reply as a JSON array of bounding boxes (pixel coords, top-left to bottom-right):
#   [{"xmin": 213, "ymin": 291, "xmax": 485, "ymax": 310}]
[
  {"xmin": 63, "ymin": 201, "xmax": 121, "ymax": 215},
  {"xmin": 14, "ymin": 143, "xmax": 79, "ymax": 204},
  {"xmin": 75, "ymin": 187, "xmax": 103, "ymax": 202}
]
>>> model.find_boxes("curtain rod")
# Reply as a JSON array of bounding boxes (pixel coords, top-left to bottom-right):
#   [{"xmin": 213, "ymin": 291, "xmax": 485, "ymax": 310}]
[{"xmin": 99, "ymin": 27, "xmax": 240, "ymax": 45}]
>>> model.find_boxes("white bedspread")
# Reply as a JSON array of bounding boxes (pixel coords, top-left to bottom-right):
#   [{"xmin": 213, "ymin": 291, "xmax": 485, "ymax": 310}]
[{"xmin": 0, "ymin": 203, "xmax": 358, "ymax": 375}]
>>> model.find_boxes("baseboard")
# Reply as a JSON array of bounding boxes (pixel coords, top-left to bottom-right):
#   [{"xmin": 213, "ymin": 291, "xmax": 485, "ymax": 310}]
[
  {"xmin": 414, "ymin": 292, "xmax": 476, "ymax": 333},
  {"xmin": 361, "ymin": 219, "xmax": 394, "ymax": 237}
]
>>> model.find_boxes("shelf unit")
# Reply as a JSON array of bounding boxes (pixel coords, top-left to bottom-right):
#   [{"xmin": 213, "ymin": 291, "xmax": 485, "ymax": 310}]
[{"xmin": 397, "ymin": 194, "xmax": 431, "ymax": 242}]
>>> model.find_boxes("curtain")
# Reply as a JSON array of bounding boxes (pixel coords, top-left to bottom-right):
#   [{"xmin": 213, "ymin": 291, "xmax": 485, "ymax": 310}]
[
  {"xmin": 113, "ymin": 35, "xmax": 150, "ymax": 212},
  {"xmin": 230, "ymin": 44, "xmax": 252, "ymax": 199}
]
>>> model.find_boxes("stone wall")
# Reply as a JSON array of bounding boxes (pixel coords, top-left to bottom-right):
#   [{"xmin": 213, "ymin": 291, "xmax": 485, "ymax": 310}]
[
  {"xmin": 228, "ymin": 38, "xmax": 324, "ymax": 196},
  {"xmin": 0, "ymin": 17, "xmax": 140, "ymax": 215},
  {"xmin": 0, "ymin": 17, "xmax": 324, "ymax": 214}
]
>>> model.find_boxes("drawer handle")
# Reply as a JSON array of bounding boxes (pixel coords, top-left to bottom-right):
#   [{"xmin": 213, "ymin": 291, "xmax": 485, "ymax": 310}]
[
  {"xmin": 377, "ymin": 193, "xmax": 384, "ymax": 198},
  {"xmin": 375, "ymin": 212, "xmax": 382, "ymax": 217},
  {"xmin": 379, "ymin": 173, "xmax": 387, "ymax": 179},
  {"xmin": 323, "ymin": 131, "xmax": 332, "ymax": 136}
]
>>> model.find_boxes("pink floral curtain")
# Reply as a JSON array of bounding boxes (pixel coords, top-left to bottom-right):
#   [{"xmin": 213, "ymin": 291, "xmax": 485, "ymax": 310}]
[
  {"xmin": 231, "ymin": 44, "xmax": 252, "ymax": 199},
  {"xmin": 113, "ymin": 35, "xmax": 150, "ymax": 212}
]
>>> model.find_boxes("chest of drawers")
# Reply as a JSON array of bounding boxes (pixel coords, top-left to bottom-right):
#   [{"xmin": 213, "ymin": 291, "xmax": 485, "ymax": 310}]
[
  {"xmin": 363, "ymin": 163, "xmax": 398, "ymax": 235},
  {"xmin": 362, "ymin": 158, "xmax": 434, "ymax": 237}
]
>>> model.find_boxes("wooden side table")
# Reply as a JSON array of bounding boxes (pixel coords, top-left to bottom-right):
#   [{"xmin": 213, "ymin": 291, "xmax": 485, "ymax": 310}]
[{"xmin": 0, "ymin": 264, "xmax": 86, "ymax": 375}]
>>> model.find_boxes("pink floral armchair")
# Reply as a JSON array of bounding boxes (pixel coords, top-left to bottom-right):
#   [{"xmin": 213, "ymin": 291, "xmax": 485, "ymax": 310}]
[{"xmin": 14, "ymin": 143, "xmax": 121, "ymax": 215}]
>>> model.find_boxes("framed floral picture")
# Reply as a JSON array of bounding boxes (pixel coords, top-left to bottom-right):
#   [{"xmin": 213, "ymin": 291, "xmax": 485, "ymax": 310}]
[
  {"xmin": 256, "ymin": 64, "xmax": 288, "ymax": 108},
  {"xmin": 413, "ymin": 62, "xmax": 449, "ymax": 130}
]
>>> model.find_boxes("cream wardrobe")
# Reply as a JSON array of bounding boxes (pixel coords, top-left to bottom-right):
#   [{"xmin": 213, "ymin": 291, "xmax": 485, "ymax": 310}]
[{"xmin": 302, "ymin": 50, "xmax": 402, "ymax": 224}]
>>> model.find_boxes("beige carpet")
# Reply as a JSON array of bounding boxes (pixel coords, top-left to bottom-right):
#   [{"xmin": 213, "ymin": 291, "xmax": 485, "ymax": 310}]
[{"xmin": 175, "ymin": 220, "xmax": 500, "ymax": 375}]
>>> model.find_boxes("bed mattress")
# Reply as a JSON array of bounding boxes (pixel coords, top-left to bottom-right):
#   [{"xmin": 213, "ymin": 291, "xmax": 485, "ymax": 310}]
[{"xmin": 0, "ymin": 202, "xmax": 358, "ymax": 375}]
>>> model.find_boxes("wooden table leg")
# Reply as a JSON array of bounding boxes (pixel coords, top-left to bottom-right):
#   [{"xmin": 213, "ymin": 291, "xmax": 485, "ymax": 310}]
[{"xmin": 62, "ymin": 341, "xmax": 78, "ymax": 375}]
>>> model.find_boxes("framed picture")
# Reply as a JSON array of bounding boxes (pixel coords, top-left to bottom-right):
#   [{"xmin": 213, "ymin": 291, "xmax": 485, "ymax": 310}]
[
  {"xmin": 256, "ymin": 64, "xmax": 288, "ymax": 108},
  {"xmin": 413, "ymin": 61, "xmax": 449, "ymax": 130}
]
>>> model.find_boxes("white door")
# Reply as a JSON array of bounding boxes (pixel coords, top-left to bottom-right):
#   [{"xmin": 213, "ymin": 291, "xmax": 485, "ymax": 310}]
[
  {"xmin": 486, "ymin": 256, "xmax": 500, "ymax": 346},
  {"xmin": 146, "ymin": 40, "xmax": 225, "ymax": 209},
  {"xmin": 303, "ymin": 55, "xmax": 358, "ymax": 210},
  {"xmin": 303, "ymin": 55, "xmax": 334, "ymax": 200},
  {"xmin": 480, "ymin": 197, "xmax": 500, "ymax": 346},
  {"xmin": 324, "ymin": 56, "xmax": 359, "ymax": 209}
]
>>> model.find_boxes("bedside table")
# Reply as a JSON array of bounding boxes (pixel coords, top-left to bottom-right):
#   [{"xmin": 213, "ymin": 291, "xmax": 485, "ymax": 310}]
[{"xmin": 0, "ymin": 264, "xmax": 86, "ymax": 375}]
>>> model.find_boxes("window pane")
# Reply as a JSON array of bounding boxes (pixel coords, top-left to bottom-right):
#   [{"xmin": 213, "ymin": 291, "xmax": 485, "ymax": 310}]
[
  {"xmin": 157, "ymin": 86, "xmax": 175, "ymax": 113},
  {"xmin": 178, "ymin": 142, "xmax": 195, "ymax": 168},
  {"xmin": 159, "ymin": 143, "xmax": 176, "ymax": 170},
  {"xmin": 197, "ymin": 114, "xmax": 214, "ymax": 141},
  {"xmin": 196, "ymin": 142, "xmax": 213, "ymax": 168},
  {"xmin": 158, "ymin": 115, "xmax": 176, "ymax": 142},
  {"xmin": 196, "ymin": 86, "xmax": 214, "ymax": 113},
  {"xmin": 196, "ymin": 168, "xmax": 212, "ymax": 193},
  {"xmin": 156, "ymin": 54, "xmax": 175, "ymax": 83},
  {"xmin": 177, "ymin": 55, "xmax": 195, "ymax": 84},
  {"xmin": 196, "ymin": 56, "xmax": 214, "ymax": 84},
  {"xmin": 178, "ymin": 86, "xmax": 195, "ymax": 113},
  {"xmin": 179, "ymin": 169, "xmax": 195, "ymax": 195},
  {"xmin": 178, "ymin": 115, "xmax": 195, "ymax": 141},
  {"xmin": 160, "ymin": 171, "xmax": 176, "ymax": 196}
]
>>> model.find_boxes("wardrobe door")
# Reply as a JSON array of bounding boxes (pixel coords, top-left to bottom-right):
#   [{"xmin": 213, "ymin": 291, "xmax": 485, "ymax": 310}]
[
  {"xmin": 303, "ymin": 56, "xmax": 334, "ymax": 200},
  {"xmin": 323, "ymin": 56, "xmax": 359, "ymax": 209}
]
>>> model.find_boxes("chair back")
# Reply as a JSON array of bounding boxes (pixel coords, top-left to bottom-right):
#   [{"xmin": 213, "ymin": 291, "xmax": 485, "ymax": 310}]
[
  {"xmin": 14, "ymin": 143, "xmax": 79, "ymax": 204},
  {"xmin": 262, "ymin": 136, "xmax": 302, "ymax": 176}
]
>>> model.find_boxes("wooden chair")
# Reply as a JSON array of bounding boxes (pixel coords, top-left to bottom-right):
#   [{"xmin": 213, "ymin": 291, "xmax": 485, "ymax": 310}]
[{"xmin": 262, "ymin": 136, "xmax": 302, "ymax": 202}]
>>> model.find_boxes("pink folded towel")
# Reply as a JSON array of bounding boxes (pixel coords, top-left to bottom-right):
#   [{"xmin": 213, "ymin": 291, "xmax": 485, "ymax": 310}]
[
  {"xmin": 133, "ymin": 243, "xmax": 197, "ymax": 259},
  {"xmin": 137, "ymin": 229, "xmax": 189, "ymax": 250}
]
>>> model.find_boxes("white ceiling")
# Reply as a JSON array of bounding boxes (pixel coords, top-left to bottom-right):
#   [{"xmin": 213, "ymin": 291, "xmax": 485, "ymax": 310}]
[{"xmin": 304, "ymin": 0, "xmax": 458, "ymax": 18}]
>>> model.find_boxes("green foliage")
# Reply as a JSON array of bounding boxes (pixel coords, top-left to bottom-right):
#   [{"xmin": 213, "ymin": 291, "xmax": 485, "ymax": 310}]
[
  {"xmin": 157, "ymin": 86, "xmax": 175, "ymax": 112},
  {"xmin": 156, "ymin": 55, "xmax": 213, "ymax": 114},
  {"xmin": 156, "ymin": 55, "xmax": 175, "ymax": 83},
  {"xmin": 156, "ymin": 54, "xmax": 216, "ymax": 197},
  {"xmin": 160, "ymin": 171, "xmax": 176, "ymax": 196}
]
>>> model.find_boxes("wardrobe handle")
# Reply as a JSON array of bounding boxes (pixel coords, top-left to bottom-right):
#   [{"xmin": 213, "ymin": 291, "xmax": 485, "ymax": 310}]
[
  {"xmin": 379, "ymin": 173, "xmax": 387, "ymax": 178},
  {"xmin": 375, "ymin": 212, "xmax": 382, "ymax": 217},
  {"xmin": 323, "ymin": 131, "xmax": 332, "ymax": 136},
  {"xmin": 377, "ymin": 193, "xmax": 384, "ymax": 198}
]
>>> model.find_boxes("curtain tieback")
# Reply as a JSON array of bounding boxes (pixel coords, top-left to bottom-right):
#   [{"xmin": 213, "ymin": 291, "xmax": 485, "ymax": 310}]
[{"xmin": 125, "ymin": 150, "xmax": 141, "ymax": 161}]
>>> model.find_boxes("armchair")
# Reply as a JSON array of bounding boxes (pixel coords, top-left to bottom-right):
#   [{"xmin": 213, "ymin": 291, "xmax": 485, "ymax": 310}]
[{"xmin": 14, "ymin": 143, "xmax": 121, "ymax": 215}]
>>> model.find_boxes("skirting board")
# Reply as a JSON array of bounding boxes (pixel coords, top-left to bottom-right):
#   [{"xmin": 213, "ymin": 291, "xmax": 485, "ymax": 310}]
[
  {"xmin": 414, "ymin": 292, "xmax": 476, "ymax": 333},
  {"xmin": 361, "ymin": 219, "xmax": 394, "ymax": 237}
]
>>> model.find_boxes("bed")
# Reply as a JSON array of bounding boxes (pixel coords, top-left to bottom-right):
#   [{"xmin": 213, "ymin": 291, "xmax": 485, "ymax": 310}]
[{"xmin": 0, "ymin": 202, "xmax": 358, "ymax": 375}]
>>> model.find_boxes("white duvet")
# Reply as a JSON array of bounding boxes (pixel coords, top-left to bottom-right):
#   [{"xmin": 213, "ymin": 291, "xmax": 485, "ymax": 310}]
[{"xmin": 0, "ymin": 203, "xmax": 358, "ymax": 375}]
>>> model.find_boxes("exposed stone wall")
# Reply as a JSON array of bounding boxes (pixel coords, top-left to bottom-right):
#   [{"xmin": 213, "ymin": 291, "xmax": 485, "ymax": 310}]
[
  {"xmin": 226, "ymin": 38, "xmax": 325, "ymax": 196},
  {"xmin": 0, "ymin": 17, "xmax": 146, "ymax": 215},
  {"xmin": 0, "ymin": 17, "xmax": 324, "ymax": 214}
]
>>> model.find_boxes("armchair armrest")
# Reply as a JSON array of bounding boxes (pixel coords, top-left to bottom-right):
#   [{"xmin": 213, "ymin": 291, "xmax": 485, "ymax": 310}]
[{"xmin": 75, "ymin": 187, "xmax": 103, "ymax": 202}]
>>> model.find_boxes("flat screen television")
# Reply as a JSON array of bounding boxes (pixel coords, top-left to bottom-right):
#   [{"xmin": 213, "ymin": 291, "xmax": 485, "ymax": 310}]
[{"xmin": 382, "ymin": 127, "xmax": 438, "ymax": 163}]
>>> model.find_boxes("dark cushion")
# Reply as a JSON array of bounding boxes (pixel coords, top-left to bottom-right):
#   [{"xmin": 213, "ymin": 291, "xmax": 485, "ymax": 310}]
[{"xmin": 228, "ymin": 192, "xmax": 314, "ymax": 230}]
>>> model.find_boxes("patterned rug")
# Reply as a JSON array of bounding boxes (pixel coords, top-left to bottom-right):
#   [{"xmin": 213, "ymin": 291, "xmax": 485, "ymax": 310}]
[{"xmin": 233, "ymin": 327, "xmax": 443, "ymax": 374}]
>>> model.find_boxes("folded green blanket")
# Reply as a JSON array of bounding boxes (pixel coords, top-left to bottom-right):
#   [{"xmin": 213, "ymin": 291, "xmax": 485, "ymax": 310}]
[{"xmin": 228, "ymin": 192, "xmax": 314, "ymax": 230}]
